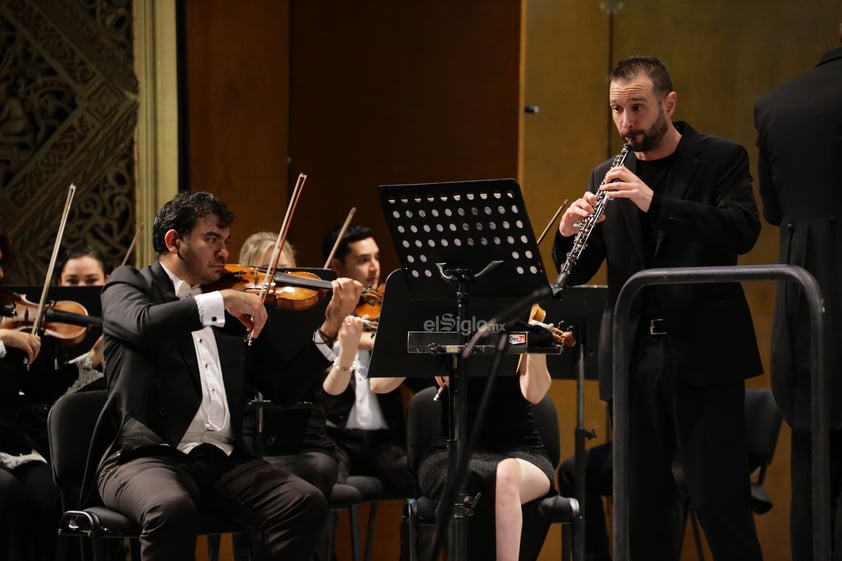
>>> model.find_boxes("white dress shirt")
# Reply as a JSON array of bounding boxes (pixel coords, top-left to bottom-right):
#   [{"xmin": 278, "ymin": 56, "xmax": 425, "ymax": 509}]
[{"xmin": 161, "ymin": 263, "xmax": 233, "ymax": 455}]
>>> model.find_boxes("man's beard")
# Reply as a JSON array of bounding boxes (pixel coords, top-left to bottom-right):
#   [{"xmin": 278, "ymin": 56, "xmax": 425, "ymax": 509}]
[{"xmin": 627, "ymin": 107, "xmax": 668, "ymax": 152}]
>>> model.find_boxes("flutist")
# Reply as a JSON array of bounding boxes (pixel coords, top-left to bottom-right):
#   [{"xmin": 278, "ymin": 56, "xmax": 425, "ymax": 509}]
[{"xmin": 552, "ymin": 56, "xmax": 763, "ymax": 561}]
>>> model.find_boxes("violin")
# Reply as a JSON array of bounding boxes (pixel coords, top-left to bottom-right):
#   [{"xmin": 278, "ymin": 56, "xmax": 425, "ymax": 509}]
[
  {"xmin": 355, "ymin": 283, "xmax": 384, "ymax": 326},
  {"xmin": 529, "ymin": 303, "xmax": 575, "ymax": 347},
  {"xmin": 0, "ymin": 287, "xmax": 101, "ymax": 346},
  {"xmin": 210, "ymin": 264, "xmax": 382, "ymax": 312}
]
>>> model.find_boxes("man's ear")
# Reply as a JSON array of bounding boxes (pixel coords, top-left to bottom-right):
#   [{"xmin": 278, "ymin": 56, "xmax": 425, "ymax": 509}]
[
  {"xmin": 330, "ymin": 257, "xmax": 344, "ymax": 276},
  {"xmin": 663, "ymin": 91, "xmax": 677, "ymax": 117},
  {"xmin": 163, "ymin": 229, "xmax": 181, "ymax": 254}
]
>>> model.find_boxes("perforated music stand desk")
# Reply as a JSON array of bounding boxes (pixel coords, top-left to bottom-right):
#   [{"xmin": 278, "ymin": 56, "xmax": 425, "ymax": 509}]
[{"xmin": 373, "ymin": 178, "xmax": 555, "ymax": 561}]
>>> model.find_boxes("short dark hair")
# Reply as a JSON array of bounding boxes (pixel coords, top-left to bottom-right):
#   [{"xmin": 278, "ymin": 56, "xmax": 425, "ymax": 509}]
[
  {"xmin": 152, "ymin": 192, "xmax": 234, "ymax": 255},
  {"xmin": 57, "ymin": 245, "xmax": 111, "ymax": 281},
  {"xmin": 610, "ymin": 56, "xmax": 674, "ymax": 100},
  {"xmin": 321, "ymin": 224, "xmax": 374, "ymax": 262}
]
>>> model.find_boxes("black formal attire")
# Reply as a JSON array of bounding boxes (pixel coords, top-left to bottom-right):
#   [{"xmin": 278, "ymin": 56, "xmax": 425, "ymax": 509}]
[
  {"xmin": 84, "ymin": 262, "xmax": 331, "ymax": 561},
  {"xmin": 252, "ymin": 383, "xmax": 338, "ymax": 497},
  {"xmin": 754, "ymin": 46, "xmax": 842, "ymax": 561},
  {"xmin": 0, "ymin": 355, "xmax": 61, "ymax": 561},
  {"xmin": 417, "ymin": 374, "xmax": 554, "ymax": 561},
  {"xmin": 552, "ymin": 122, "xmax": 763, "ymax": 561},
  {"xmin": 322, "ymin": 351, "xmax": 424, "ymax": 496},
  {"xmin": 237, "ymin": 383, "xmax": 339, "ymax": 561}
]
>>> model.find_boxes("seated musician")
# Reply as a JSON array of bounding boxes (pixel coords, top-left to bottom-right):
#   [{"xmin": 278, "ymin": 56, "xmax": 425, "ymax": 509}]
[
  {"xmin": 320, "ymin": 224, "xmax": 431, "ymax": 497},
  {"xmin": 0, "ymin": 229, "xmax": 60, "ymax": 561},
  {"xmin": 370, "ymin": 351, "xmax": 554, "ymax": 561},
  {"xmin": 237, "ymin": 231, "xmax": 349, "ymax": 496},
  {"xmin": 83, "ymin": 192, "xmax": 362, "ymax": 560}
]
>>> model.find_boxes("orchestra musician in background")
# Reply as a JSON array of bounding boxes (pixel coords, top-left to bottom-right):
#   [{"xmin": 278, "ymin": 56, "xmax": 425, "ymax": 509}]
[
  {"xmin": 233, "ymin": 231, "xmax": 364, "ymax": 561},
  {"xmin": 320, "ymin": 224, "xmax": 421, "ymax": 497},
  {"xmin": 54, "ymin": 245, "xmax": 110, "ymax": 392},
  {"xmin": 754, "ymin": 20, "xmax": 842, "ymax": 561},
  {"xmin": 0, "ymin": 229, "xmax": 59, "ymax": 561}
]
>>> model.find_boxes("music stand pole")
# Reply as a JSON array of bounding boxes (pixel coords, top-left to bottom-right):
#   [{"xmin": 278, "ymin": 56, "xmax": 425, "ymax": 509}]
[
  {"xmin": 444, "ymin": 268, "xmax": 472, "ymax": 561},
  {"xmin": 572, "ymin": 341, "xmax": 589, "ymax": 561}
]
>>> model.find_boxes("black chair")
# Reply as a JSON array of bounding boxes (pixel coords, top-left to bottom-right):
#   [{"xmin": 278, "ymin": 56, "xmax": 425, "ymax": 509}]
[
  {"xmin": 402, "ymin": 386, "xmax": 581, "ymax": 561},
  {"xmin": 673, "ymin": 387, "xmax": 783, "ymax": 560},
  {"xmin": 247, "ymin": 393, "xmax": 366, "ymax": 561},
  {"xmin": 345, "ymin": 474, "xmax": 407, "ymax": 561},
  {"xmin": 47, "ymin": 389, "xmax": 247, "ymax": 561}
]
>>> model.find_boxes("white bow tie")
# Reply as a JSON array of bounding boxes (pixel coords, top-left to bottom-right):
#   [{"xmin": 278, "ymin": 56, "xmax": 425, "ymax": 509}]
[{"xmin": 174, "ymin": 280, "xmax": 202, "ymax": 299}]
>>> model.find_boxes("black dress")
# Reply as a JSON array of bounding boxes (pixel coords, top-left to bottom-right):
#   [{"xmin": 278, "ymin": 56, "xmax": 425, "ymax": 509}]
[{"xmin": 416, "ymin": 373, "xmax": 553, "ymax": 561}]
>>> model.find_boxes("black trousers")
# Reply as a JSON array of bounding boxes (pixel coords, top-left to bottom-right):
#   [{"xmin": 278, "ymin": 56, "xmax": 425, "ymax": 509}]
[
  {"xmin": 0, "ymin": 462, "xmax": 60, "ymax": 561},
  {"xmin": 97, "ymin": 444, "xmax": 328, "ymax": 561},
  {"xmin": 330, "ymin": 427, "xmax": 412, "ymax": 496},
  {"xmin": 789, "ymin": 428, "xmax": 842, "ymax": 561},
  {"xmin": 627, "ymin": 333, "xmax": 761, "ymax": 561}
]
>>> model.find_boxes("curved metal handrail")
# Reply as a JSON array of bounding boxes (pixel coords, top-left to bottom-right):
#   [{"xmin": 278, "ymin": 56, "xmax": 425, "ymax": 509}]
[{"xmin": 611, "ymin": 265, "xmax": 827, "ymax": 561}]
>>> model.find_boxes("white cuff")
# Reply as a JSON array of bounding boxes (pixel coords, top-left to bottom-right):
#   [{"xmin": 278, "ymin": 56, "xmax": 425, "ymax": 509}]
[{"xmin": 196, "ymin": 292, "xmax": 226, "ymax": 327}]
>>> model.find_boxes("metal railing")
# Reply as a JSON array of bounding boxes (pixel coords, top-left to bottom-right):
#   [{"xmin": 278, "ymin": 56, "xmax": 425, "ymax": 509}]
[{"xmin": 611, "ymin": 265, "xmax": 828, "ymax": 561}]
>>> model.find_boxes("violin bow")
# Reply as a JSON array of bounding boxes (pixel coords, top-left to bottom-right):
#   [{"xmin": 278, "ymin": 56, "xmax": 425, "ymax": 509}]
[
  {"xmin": 247, "ymin": 173, "xmax": 307, "ymax": 345},
  {"xmin": 322, "ymin": 207, "xmax": 357, "ymax": 269},
  {"xmin": 120, "ymin": 222, "xmax": 144, "ymax": 267},
  {"xmin": 31, "ymin": 183, "xmax": 76, "ymax": 336},
  {"xmin": 536, "ymin": 199, "xmax": 569, "ymax": 246}
]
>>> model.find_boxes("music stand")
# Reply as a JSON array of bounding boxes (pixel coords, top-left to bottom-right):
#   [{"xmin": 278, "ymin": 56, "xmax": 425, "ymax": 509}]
[
  {"xmin": 375, "ymin": 178, "xmax": 553, "ymax": 561},
  {"xmin": 533, "ymin": 285, "xmax": 608, "ymax": 561}
]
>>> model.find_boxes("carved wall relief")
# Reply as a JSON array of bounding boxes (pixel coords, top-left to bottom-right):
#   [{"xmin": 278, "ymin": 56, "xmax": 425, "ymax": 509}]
[{"xmin": 0, "ymin": 0, "xmax": 137, "ymax": 284}]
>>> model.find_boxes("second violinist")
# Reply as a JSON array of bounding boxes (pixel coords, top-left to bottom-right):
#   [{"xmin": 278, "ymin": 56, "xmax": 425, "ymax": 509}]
[{"xmin": 320, "ymin": 224, "xmax": 432, "ymax": 499}]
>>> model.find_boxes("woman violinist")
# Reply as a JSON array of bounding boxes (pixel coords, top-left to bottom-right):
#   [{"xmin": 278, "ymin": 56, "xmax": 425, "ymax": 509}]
[
  {"xmin": 0, "ymin": 230, "xmax": 60, "ymax": 561},
  {"xmin": 232, "ymin": 231, "xmax": 367, "ymax": 561}
]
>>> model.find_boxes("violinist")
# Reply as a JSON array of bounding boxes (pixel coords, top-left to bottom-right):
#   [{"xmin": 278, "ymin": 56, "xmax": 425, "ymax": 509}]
[
  {"xmin": 370, "ymin": 352, "xmax": 554, "ymax": 561},
  {"xmin": 236, "ymin": 232, "xmax": 340, "ymax": 494},
  {"xmin": 233, "ymin": 232, "xmax": 362, "ymax": 561},
  {"xmin": 55, "ymin": 246, "xmax": 109, "ymax": 392},
  {"xmin": 10, "ymin": 246, "xmax": 110, "ymax": 466},
  {"xmin": 84, "ymin": 191, "xmax": 362, "ymax": 561},
  {"xmin": 320, "ymin": 224, "xmax": 429, "ymax": 497},
  {"xmin": 0, "ymin": 229, "xmax": 60, "ymax": 561}
]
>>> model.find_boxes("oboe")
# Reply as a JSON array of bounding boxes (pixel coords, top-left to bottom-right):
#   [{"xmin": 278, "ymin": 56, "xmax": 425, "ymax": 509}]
[{"xmin": 552, "ymin": 144, "xmax": 631, "ymax": 296}]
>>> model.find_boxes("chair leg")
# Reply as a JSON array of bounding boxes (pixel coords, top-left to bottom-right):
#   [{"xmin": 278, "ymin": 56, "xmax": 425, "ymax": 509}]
[
  {"xmin": 207, "ymin": 535, "xmax": 221, "ymax": 561},
  {"xmin": 403, "ymin": 499, "xmax": 418, "ymax": 561},
  {"xmin": 690, "ymin": 512, "xmax": 706, "ymax": 561},
  {"xmin": 561, "ymin": 523, "xmax": 572, "ymax": 561},
  {"xmin": 363, "ymin": 502, "xmax": 379, "ymax": 561},
  {"xmin": 348, "ymin": 504, "xmax": 362, "ymax": 561}
]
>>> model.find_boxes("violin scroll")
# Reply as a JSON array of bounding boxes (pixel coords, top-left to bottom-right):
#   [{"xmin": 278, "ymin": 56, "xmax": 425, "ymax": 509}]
[{"xmin": 529, "ymin": 304, "xmax": 576, "ymax": 348}]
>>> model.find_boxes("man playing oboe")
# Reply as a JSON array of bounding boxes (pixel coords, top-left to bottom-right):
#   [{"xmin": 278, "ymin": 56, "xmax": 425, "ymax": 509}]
[{"xmin": 553, "ymin": 56, "xmax": 763, "ymax": 561}]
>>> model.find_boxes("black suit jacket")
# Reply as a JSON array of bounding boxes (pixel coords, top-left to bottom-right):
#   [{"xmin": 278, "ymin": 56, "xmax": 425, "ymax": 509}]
[
  {"xmin": 81, "ymin": 262, "xmax": 330, "ymax": 503},
  {"xmin": 553, "ymin": 122, "xmax": 763, "ymax": 400},
  {"xmin": 754, "ymin": 47, "xmax": 842, "ymax": 430}
]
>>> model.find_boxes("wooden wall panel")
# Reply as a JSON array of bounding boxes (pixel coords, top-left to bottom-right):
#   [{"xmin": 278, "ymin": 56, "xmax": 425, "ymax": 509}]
[
  {"xmin": 183, "ymin": 0, "xmax": 290, "ymax": 249},
  {"xmin": 523, "ymin": 0, "xmax": 615, "ymax": 278},
  {"xmin": 287, "ymin": 1, "xmax": 523, "ymax": 270}
]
